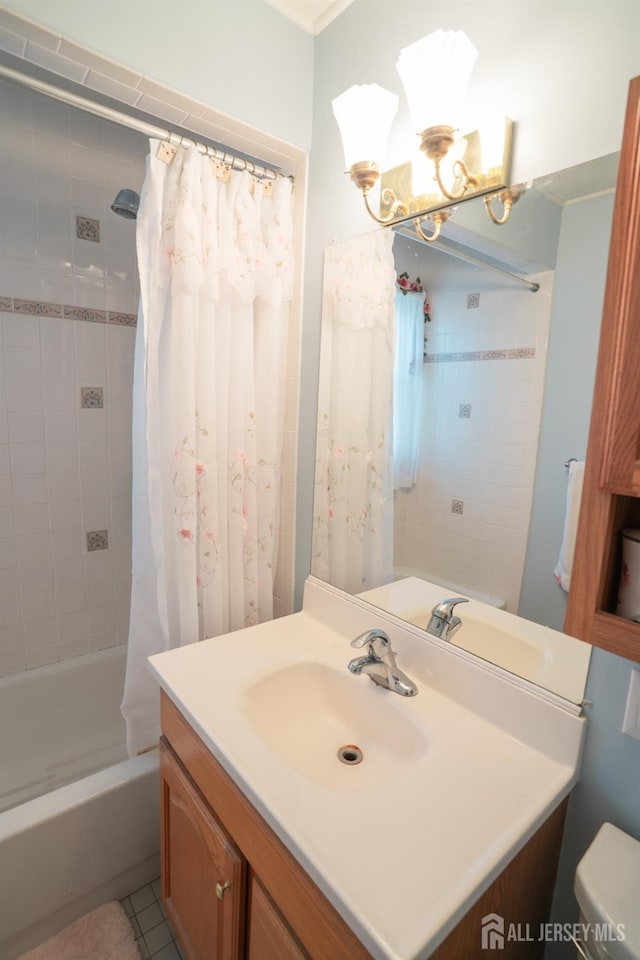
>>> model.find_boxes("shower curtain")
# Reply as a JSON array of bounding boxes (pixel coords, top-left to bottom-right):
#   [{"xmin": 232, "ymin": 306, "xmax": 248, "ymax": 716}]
[
  {"xmin": 311, "ymin": 231, "xmax": 396, "ymax": 593},
  {"xmin": 121, "ymin": 141, "xmax": 293, "ymax": 757}
]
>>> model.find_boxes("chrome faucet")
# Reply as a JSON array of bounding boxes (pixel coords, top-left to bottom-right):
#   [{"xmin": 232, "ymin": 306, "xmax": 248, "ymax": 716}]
[
  {"xmin": 426, "ymin": 597, "xmax": 469, "ymax": 641},
  {"xmin": 348, "ymin": 629, "xmax": 418, "ymax": 697}
]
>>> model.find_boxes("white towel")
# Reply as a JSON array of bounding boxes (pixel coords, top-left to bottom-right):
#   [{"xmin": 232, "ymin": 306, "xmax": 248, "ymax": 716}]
[{"xmin": 554, "ymin": 459, "xmax": 585, "ymax": 592}]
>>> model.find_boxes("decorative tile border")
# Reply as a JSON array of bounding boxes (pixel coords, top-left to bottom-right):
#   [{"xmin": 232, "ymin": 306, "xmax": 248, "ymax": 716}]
[
  {"xmin": 64, "ymin": 305, "xmax": 108, "ymax": 323},
  {"xmin": 109, "ymin": 312, "xmax": 138, "ymax": 327},
  {"xmin": 425, "ymin": 347, "xmax": 536, "ymax": 364},
  {"xmin": 14, "ymin": 298, "xmax": 63, "ymax": 318},
  {"xmin": 0, "ymin": 296, "xmax": 136, "ymax": 327}
]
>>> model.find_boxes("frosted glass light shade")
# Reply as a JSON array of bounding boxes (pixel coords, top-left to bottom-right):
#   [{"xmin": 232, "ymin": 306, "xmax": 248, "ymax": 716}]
[
  {"xmin": 332, "ymin": 84, "xmax": 399, "ymax": 169},
  {"xmin": 396, "ymin": 30, "xmax": 478, "ymax": 133}
]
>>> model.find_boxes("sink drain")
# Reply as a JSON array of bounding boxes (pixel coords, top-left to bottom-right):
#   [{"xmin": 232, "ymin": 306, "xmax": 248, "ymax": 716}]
[{"xmin": 337, "ymin": 744, "xmax": 363, "ymax": 765}]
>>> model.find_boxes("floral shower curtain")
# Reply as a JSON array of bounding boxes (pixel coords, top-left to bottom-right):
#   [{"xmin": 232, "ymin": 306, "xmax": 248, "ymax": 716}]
[
  {"xmin": 121, "ymin": 141, "xmax": 293, "ymax": 756},
  {"xmin": 311, "ymin": 231, "xmax": 396, "ymax": 593}
]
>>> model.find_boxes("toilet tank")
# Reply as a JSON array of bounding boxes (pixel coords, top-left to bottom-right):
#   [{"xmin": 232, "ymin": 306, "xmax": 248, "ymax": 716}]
[{"xmin": 574, "ymin": 822, "xmax": 640, "ymax": 960}]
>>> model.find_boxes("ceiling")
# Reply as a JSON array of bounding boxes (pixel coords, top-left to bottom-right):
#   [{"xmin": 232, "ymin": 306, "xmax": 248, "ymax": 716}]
[{"xmin": 262, "ymin": 0, "xmax": 353, "ymax": 34}]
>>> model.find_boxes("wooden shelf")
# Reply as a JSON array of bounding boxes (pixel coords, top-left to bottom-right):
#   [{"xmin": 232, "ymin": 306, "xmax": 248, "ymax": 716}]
[
  {"xmin": 564, "ymin": 75, "xmax": 640, "ymax": 665},
  {"xmin": 592, "ymin": 612, "xmax": 640, "ymax": 662}
]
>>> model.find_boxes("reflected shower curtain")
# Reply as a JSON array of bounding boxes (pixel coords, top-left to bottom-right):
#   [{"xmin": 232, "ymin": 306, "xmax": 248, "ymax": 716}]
[
  {"xmin": 311, "ymin": 231, "xmax": 396, "ymax": 593},
  {"xmin": 122, "ymin": 141, "xmax": 293, "ymax": 756},
  {"xmin": 393, "ymin": 289, "xmax": 424, "ymax": 489}
]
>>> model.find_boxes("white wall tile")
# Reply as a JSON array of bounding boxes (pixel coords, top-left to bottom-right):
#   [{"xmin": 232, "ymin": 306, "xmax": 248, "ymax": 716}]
[
  {"xmin": 8, "ymin": 412, "xmax": 44, "ymax": 443},
  {"xmin": 0, "ymin": 507, "xmax": 14, "ymax": 539},
  {"xmin": 14, "ymin": 502, "xmax": 49, "ymax": 535},
  {"xmin": 55, "ymin": 583, "xmax": 86, "ymax": 614},
  {"xmin": 0, "ymin": 565, "xmax": 18, "ymax": 597},
  {"xmin": 18, "ymin": 560, "xmax": 52, "ymax": 592},
  {"xmin": 81, "ymin": 497, "xmax": 110, "ymax": 528},
  {"xmin": 42, "ymin": 381, "xmax": 76, "ymax": 412},
  {"xmin": 56, "ymin": 610, "xmax": 88, "ymax": 645},
  {"xmin": 24, "ymin": 624, "xmax": 56, "ymax": 659},
  {"xmin": 46, "ymin": 442, "xmax": 79, "ymax": 475},
  {"xmin": 3, "ymin": 314, "xmax": 40, "ymax": 348},
  {"xmin": 5, "ymin": 380, "xmax": 44, "ymax": 413},
  {"xmin": 47, "ymin": 471, "xmax": 81, "ymax": 502},
  {"xmin": 84, "ymin": 551, "xmax": 113, "ymax": 583},
  {"xmin": 21, "ymin": 588, "xmax": 55, "ymax": 624},
  {"xmin": 5, "ymin": 346, "xmax": 41, "ymax": 381},
  {"xmin": 78, "ymin": 409, "xmax": 107, "ymax": 441},
  {"xmin": 51, "ymin": 526, "xmax": 84, "ymax": 560},
  {"xmin": 11, "ymin": 442, "xmax": 46, "ymax": 475},
  {"xmin": 44, "ymin": 411, "xmax": 78, "ymax": 443},
  {"xmin": 49, "ymin": 499, "xmax": 81, "ymax": 531},
  {"xmin": 53, "ymin": 556, "xmax": 84, "ymax": 588}
]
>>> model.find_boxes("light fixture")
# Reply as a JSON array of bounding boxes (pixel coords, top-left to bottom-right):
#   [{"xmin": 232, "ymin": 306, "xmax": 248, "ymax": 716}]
[{"xmin": 332, "ymin": 29, "xmax": 523, "ymax": 242}]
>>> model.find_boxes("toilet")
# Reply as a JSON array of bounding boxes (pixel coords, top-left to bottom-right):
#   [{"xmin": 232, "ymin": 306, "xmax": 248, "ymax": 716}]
[{"xmin": 574, "ymin": 822, "xmax": 640, "ymax": 960}]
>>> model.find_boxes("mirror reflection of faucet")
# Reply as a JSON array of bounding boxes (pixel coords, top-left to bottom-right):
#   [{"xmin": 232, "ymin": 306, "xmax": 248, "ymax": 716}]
[
  {"xmin": 426, "ymin": 597, "xmax": 469, "ymax": 641},
  {"xmin": 347, "ymin": 629, "xmax": 418, "ymax": 697}
]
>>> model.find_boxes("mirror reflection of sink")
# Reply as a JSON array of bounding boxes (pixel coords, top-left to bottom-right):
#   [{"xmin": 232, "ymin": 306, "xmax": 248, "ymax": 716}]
[
  {"xmin": 403, "ymin": 607, "xmax": 545, "ymax": 678},
  {"xmin": 241, "ymin": 661, "xmax": 427, "ymax": 792}
]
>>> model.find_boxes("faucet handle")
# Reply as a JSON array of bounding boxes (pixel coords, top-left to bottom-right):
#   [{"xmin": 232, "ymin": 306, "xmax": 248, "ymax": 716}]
[
  {"xmin": 351, "ymin": 629, "xmax": 391, "ymax": 660},
  {"xmin": 431, "ymin": 597, "xmax": 469, "ymax": 621}
]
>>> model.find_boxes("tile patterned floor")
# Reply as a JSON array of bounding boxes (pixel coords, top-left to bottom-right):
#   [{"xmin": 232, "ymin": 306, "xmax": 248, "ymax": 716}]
[{"xmin": 120, "ymin": 878, "xmax": 184, "ymax": 960}]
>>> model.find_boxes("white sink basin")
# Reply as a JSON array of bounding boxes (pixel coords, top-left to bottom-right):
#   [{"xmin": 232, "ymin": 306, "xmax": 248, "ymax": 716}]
[
  {"xmin": 148, "ymin": 577, "xmax": 585, "ymax": 960},
  {"xmin": 242, "ymin": 661, "xmax": 427, "ymax": 791}
]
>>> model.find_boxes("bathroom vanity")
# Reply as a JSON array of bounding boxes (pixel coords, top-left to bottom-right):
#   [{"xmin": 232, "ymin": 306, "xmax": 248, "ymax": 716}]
[{"xmin": 149, "ymin": 577, "xmax": 586, "ymax": 960}]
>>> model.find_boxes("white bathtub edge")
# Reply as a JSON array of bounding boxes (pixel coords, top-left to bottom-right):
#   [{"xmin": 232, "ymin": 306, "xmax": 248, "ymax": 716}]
[{"xmin": 0, "ymin": 751, "xmax": 158, "ymax": 842}]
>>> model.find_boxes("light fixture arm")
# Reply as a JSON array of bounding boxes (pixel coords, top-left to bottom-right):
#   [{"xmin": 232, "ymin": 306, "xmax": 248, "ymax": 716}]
[
  {"xmin": 348, "ymin": 162, "xmax": 410, "ymax": 225},
  {"xmin": 419, "ymin": 124, "xmax": 480, "ymax": 201},
  {"xmin": 414, "ymin": 210, "xmax": 450, "ymax": 243},
  {"xmin": 483, "ymin": 185, "xmax": 525, "ymax": 225}
]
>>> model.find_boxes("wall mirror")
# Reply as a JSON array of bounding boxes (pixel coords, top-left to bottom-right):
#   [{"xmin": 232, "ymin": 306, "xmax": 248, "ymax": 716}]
[{"xmin": 311, "ymin": 153, "xmax": 619, "ymax": 705}]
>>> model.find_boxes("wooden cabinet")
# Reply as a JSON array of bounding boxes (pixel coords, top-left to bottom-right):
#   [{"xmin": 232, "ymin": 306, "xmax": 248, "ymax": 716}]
[
  {"xmin": 565, "ymin": 75, "xmax": 640, "ymax": 662},
  {"xmin": 246, "ymin": 875, "xmax": 309, "ymax": 960},
  {"xmin": 160, "ymin": 691, "xmax": 567, "ymax": 960},
  {"xmin": 160, "ymin": 743, "xmax": 244, "ymax": 960}
]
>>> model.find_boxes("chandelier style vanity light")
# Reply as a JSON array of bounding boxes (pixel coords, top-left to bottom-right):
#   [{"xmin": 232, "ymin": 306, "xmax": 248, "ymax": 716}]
[{"xmin": 332, "ymin": 29, "xmax": 523, "ymax": 242}]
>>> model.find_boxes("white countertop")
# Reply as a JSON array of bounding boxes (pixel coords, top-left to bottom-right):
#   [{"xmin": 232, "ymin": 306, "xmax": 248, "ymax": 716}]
[{"xmin": 149, "ymin": 578, "xmax": 585, "ymax": 960}]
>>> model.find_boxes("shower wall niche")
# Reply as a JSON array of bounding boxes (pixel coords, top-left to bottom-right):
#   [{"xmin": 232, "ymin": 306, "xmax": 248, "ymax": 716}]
[{"xmin": 0, "ymin": 76, "xmax": 146, "ymax": 676}]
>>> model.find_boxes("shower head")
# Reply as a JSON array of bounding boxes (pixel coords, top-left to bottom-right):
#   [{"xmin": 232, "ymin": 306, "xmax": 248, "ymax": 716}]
[{"xmin": 110, "ymin": 188, "xmax": 140, "ymax": 220}]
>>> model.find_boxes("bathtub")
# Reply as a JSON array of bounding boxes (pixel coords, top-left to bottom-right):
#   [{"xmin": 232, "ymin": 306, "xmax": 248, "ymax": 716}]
[{"xmin": 0, "ymin": 647, "xmax": 160, "ymax": 959}]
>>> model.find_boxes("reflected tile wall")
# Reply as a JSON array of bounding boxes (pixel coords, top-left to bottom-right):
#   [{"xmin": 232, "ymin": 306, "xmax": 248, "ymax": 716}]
[{"xmin": 393, "ymin": 268, "xmax": 553, "ymax": 614}]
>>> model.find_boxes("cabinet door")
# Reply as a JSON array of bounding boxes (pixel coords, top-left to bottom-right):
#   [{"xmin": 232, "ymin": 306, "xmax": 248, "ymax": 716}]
[
  {"xmin": 160, "ymin": 741, "xmax": 245, "ymax": 960},
  {"xmin": 246, "ymin": 874, "xmax": 310, "ymax": 960}
]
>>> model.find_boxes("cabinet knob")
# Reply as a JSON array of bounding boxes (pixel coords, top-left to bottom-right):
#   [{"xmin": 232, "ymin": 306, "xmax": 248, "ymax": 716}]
[{"xmin": 216, "ymin": 881, "xmax": 231, "ymax": 900}]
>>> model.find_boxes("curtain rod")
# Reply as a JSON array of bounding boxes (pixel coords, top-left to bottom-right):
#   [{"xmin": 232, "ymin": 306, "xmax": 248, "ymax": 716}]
[
  {"xmin": 398, "ymin": 227, "xmax": 540, "ymax": 293},
  {"xmin": 0, "ymin": 63, "xmax": 287, "ymax": 182}
]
